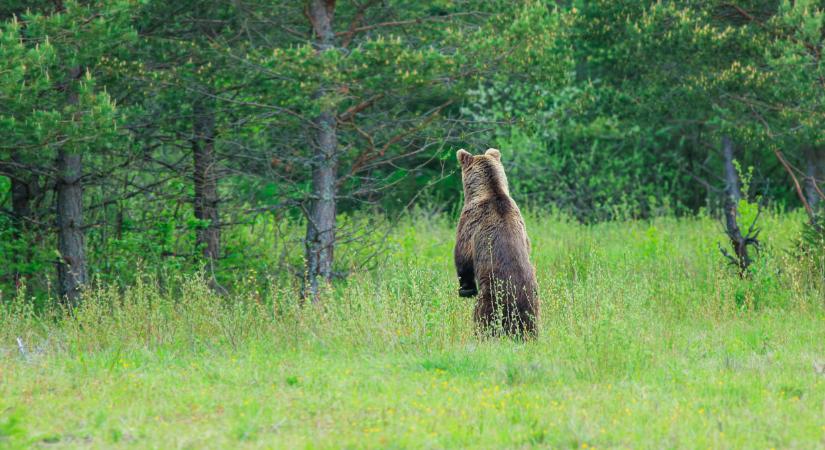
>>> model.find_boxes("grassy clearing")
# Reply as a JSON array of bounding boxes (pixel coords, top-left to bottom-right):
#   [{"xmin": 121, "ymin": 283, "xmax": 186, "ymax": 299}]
[{"xmin": 1, "ymin": 213, "xmax": 824, "ymax": 448}]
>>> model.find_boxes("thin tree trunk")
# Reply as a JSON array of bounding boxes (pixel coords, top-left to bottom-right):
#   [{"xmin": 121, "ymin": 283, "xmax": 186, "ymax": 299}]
[
  {"xmin": 305, "ymin": 110, "xmax": 338, "ymax": 301},
  {"xmin": 10, "ymin": 180, "xmax": 31, "ymax": 227},
  {"xmin": 304, "ymin": 0, "xmax": 338, "ymax": 303},
  {"xmin": 10, "ymin": 154, "xmax": 34, "ymax": 227},
  {"xmin": 56, "ymin": 148, "xmax": 87, "ymax": 304},
  {"xmin": 192, "ymin": 97, "xmax": 220, "ymax": 263},
  {"xmin": 804, "ymin": 147, "xmax": 823, "ymax": 212},
  {"xmin": 722, "ymin": 135, "xmax": 741, "ymax": 203},
  {"xmin": 720, "ymin": 136, "xmax": 753, "ymax": 275},
  {"xmin": 9, "ymin": 151, "xmax": 38, "ymax": 289}
]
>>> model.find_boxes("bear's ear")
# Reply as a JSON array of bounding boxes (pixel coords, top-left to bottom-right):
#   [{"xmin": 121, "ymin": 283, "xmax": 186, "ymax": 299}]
[
  {"xmin": 485, "ymin": 148, "xmax": 501, "ymax": 160},
  {"xmin": 457, "ymin": 149, "xmax": 473, "ymax": 167}
]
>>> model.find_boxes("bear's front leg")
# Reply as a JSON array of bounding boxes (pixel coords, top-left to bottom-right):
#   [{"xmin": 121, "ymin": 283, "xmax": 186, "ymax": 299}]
[
  {"xmin": 455, "ymin": 214, "xmax": 477, "ymax": 297},
  {"xmin": 457, "ymin": 262, "xmax": 477, "ymax": 297},
  {"xmin": 455, "ymin": 247, "xmax": 477, "ymax": 297}
]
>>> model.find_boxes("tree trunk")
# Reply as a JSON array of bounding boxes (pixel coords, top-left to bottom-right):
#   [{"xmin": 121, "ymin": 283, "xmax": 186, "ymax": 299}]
[
  {"xmin": 55, "ymin": 67, "xmax": 87, "ymax": 305},
  {"xmin": 304, "ymin": 0, "xmax": 339, "ymax": 303},
  {"xmin": 722, "ymin": 135, "xmax": 741, "ymax": 203},
  {"xmin": 3, "ymin": 159, "xmax": 44, "ymax": 290},
  {"xmin": 9, "ymin": 151, "xmax": 38, "ymax": 289},
  {"xmin": 192, "ymin": 97, "xmax": 220, "ymax": 263},
  {"xmin": 56, "ymin": 148, "xmax": 87, "ymax": 304},
  {"xmin": 720, "ymin": 136, "xmax": 754, "ymax": 276},
  {"xmin": 11, "ymin": 177, "xmax": 33, "ymax": 227},
  {"xmin": 804, "ymin": 147, "xmax": 823, "ymax": 212},
  {"xmin": 304, "ymin": 111, "xmax": 338, "ymax": 301},
  {"xmin": 10, "ymin": 154, "xmax": 34, "ymax": 228}
]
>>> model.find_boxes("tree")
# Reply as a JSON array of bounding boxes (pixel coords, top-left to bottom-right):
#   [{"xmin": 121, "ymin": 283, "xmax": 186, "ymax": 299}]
[
  {"xmin": 0, "ymin": 2, "xmax": 131, "ymax": 303},
  {"xmin": 234, "ymin": 1, "xmax": 525, "ymax": 300},
  {"xmin": 304, "ymin": 0, "xmax": 339, "ymax": 301},
  {"xmin": 763, "ymin": 0, "xmax": 825, "ymax": 217}
]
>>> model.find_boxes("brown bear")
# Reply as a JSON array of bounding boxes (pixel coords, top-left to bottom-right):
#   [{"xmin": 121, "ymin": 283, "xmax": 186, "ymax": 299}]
[{"xmin": 454, "ymin": 148, "xmax": 539, "ymax": 337}]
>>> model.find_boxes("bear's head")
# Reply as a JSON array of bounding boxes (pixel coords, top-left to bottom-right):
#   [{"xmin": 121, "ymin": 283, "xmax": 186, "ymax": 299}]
[{"xmin": 456, "ymin": 148, "xmax": 510, "ymax": 201}]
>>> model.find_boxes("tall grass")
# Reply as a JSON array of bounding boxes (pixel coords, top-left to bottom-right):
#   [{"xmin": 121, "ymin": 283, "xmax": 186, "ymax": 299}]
[
  {"xmin": 1, "ymin": 212, "xmax": 823, "ymax": 448},
  {"xmin": 4, "ymin": 211, "xmax": 819, "ymax": 353}
]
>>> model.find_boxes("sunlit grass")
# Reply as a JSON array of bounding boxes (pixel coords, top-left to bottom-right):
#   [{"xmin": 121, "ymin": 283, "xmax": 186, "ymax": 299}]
[{"xmin": 1, "ymin": 212, "xmax": 823, "ymax": 448}]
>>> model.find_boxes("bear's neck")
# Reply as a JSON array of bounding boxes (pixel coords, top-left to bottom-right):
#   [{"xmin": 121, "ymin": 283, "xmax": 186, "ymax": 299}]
[{"xmin": 464, "ymin": 165, "xmax": 511, "ymax": 205}]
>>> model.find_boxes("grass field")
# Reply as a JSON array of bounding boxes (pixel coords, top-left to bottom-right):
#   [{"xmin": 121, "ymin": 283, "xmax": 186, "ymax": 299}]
[{"xmin": 1, "ymin": 212, "xmax": 824, "ymax": 449}]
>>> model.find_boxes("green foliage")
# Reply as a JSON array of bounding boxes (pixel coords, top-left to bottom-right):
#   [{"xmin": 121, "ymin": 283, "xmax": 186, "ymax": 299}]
[
  {"xmin": 765, "ymin": 0, "xmax": 825, "ymax": 146},
  {"xmin": 463, "ymin": 74, "xmax": 670, "ymax": 220},
  {"xmin": 735, "ymin": 162, "xmax": 761, "ymax": 229},
  {"xmin": 0, "ymin": 410, "xmax": 26, "ymax": 447},
  {"xmin": 0, "ymin": 175, "xmax": 8, "ymax": 196},
  {"xmin": 795, "ymin": 213, "xmax": 825, "ymax": 281},
  {"xmin": 0, "ymin": 4, "xmax": 127, "ymax": 163}
]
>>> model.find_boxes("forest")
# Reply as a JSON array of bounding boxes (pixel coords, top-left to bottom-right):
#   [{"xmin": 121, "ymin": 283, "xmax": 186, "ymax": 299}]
[
  {"xmin": 1, "ymin": 1, "xmax": 824, "ymax": 448},
  {"xmin": 0, "ymin": 0, "xmax": 822, "ymax": 300}
]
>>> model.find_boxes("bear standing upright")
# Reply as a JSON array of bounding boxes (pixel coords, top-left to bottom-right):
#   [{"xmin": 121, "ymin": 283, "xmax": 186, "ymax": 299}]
[{"xmin": 454, "ymin": 148, "xmax": 539, "ymax": 337}]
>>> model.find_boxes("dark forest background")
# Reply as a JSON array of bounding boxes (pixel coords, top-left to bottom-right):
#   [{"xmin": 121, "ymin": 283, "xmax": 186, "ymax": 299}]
[{"xmin": 1, "ymin": 0, "xmax": 823, "ymax": 303}]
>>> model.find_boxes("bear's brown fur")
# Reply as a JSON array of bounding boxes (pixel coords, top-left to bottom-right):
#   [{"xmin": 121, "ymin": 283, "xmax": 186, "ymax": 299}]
[{"xmin": 454, "ymin": 148, "xmax": 539, "ymax": 337}]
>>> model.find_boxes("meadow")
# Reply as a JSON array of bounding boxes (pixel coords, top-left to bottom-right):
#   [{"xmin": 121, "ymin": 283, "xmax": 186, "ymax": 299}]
[{"xmin": 1, "ymin": 212, "xmax": 824, "ymax": 449}]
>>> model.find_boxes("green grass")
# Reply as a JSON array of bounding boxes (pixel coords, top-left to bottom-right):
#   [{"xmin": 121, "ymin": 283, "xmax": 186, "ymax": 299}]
[{"xmin": 1, "ymin": 212, "xmax": 824, "ymax": 448}]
